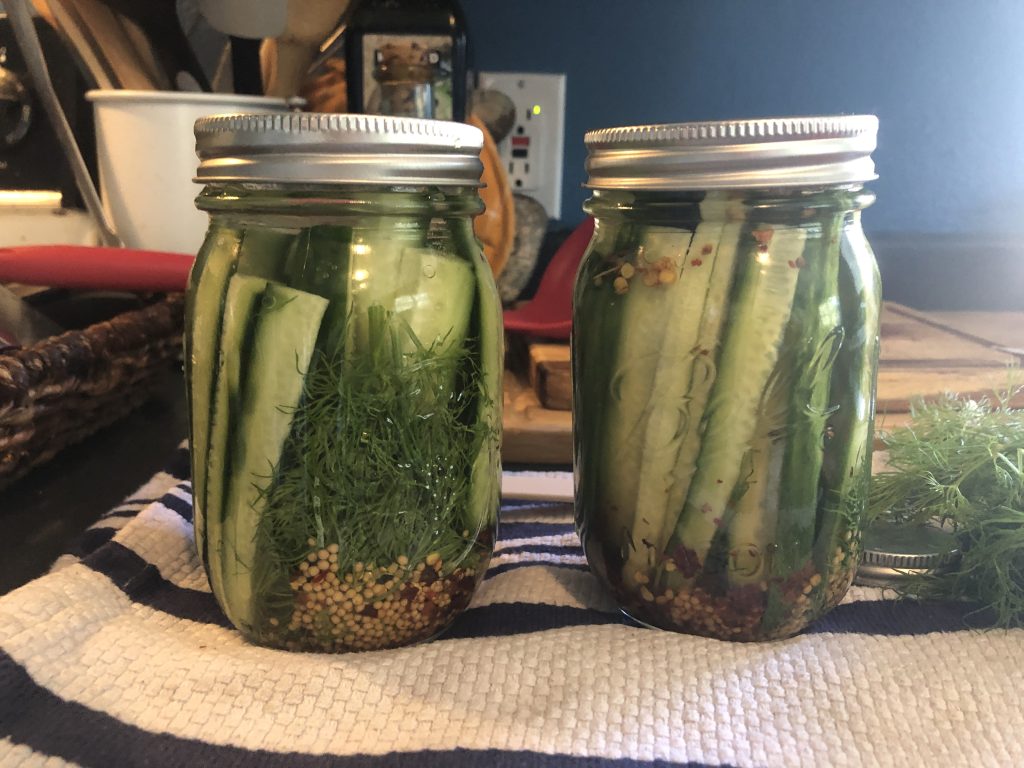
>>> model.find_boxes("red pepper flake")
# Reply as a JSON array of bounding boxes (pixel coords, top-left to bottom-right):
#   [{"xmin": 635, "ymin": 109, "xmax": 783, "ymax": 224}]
[
  {"xmin": 757, "ymin": 244, "xmax": 769, "ymax": 254},
  {"xmin": 713, "ymin": 517, "xmax": 723, "ymax": 528},
  {"xmin": 400, "ymin": 585, "xmax": 418, "ymax": 601},
  {"xmin": 701, "ymin": 243, "xmax": 714, "ymax": 255},
  {"xmin": 312, "ymin": 571, "xmax": 326, "ymax": 584},
  {"xmin": 788, "ymin": 260, "xmax": 796, "ymax": 268},
  {"xmin": 690, "ymin": 258, "xmax": 703, "ymax": 267},
  {"xmin": 716, "ymin": 479, "xmax": 723, "ymax": 484},
  {"xmin": 669, "ymin": 545, "xmax": 702, "ymax": 578},
  {"xmin": 795, "ymin": 256, "xmax": 806, "ymax": 268},
  {"xmin": 752, "ymin": 228, "xmax": 774, "ymax": 246},
  {"xmin": 701, "ymin": 502, "xmax": 713, "ymax": 515}
]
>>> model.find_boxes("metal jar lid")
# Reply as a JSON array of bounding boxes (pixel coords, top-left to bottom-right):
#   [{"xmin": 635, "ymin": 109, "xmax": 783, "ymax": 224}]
[
  {"xmin": 584, "ymin": 115, "xmax": 878, "ymax": 190},
  {"xmin": 194, "ymin": 112, "xmax": 484, "ymax": 187},
  {"xmin": 855, "ymin": 523, "xmax": 961, "ymax": 588}
]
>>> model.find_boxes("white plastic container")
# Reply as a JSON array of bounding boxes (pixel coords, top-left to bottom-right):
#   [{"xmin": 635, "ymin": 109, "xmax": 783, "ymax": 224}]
[{"xmin": 86, "ymin": 91, "xmax": 291, "ymax": 254}]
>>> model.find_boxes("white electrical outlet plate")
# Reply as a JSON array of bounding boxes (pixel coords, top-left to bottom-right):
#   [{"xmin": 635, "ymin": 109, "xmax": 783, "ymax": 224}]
[{"xmin": 478, "ymin": 71, "xmax": 566, "ymax": 219}]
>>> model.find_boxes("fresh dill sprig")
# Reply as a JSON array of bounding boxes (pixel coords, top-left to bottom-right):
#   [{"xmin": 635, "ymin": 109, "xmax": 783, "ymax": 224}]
[
  {"xmin": 868, "ymin": 386, "xmax": 1024, "ymax": 627},
  {"xmin": 251, "ymin": 303, "xmax": 493, "ymax": 622}
]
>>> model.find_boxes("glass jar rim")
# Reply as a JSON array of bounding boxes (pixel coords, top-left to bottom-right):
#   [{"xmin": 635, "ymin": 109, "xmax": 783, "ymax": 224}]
[{"xmin": 194, "ymin": 182, "xmax": 485, "ymax": 216}]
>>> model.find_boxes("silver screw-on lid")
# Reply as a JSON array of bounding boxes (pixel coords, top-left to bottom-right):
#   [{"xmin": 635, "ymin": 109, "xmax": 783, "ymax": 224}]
[
  {"xmin": 584, "ymin": 115, "xmax": 878, "ymax": 190},
  {"xmin": 194, "ymin": 112, "xmax": 485, "ymax": 186},
  {"xmin": 855, "ymin": 523, "xmax": 961, "ymax": 588}
]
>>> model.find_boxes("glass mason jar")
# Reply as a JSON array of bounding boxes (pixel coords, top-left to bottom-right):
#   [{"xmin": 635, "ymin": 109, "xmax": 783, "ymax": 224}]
[
  {"xmin": 186, "ymin": 114, "xmax": 502, "ymax": 652},
  {"xmin": 573, "ymin": 117, "xmax": 881, "ymax": 641}
]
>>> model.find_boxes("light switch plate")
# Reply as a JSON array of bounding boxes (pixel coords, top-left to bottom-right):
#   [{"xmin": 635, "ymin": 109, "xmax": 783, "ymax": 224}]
[{"xmin": 478, "ymin": 71, "xmax": 566, "ymax": 219}]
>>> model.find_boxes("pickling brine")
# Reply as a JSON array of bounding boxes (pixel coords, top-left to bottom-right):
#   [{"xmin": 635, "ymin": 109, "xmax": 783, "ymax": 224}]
[
  {"xmin": 186, "ymin": 115, "xmax": 501, "ymax": 652},
  {"xmin": 573, "ymin": 118, "xmax": 881, "ymax": 640}
]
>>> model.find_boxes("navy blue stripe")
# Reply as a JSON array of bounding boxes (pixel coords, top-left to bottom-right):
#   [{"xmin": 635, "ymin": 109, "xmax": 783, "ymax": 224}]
[
  {"xmin": 73, "ymin": 514, "xmax": 1005, "ymax": 638},
  {"xmin": 103, "ymin": 483, "xmax": 192, "ymax": 521},
  {"xmin": 164, "ymin": 447, "xmax": 192, "ymax": 481},
  {"xmin": 0, "ymin": 650, "xmax": 711, "ymax": 768},
  {"xmin": 496, "ymin": 543, "xmax": 579, "ymax": 557},
  {"xmin": 446, "ymin": 602, "xmax": 624, "ymax": 639},
  {"xmin": 498, "ymin": 521, "xmax": 577, "ymax": 539},
  {"xmin": 806, "ymin": 597, "xmax": 997, "ymax": 635},
  {"xmin": 65, "ymin": 528, "xmax": 117, "ymax": 560},
  {"xmin": 78, "ymin": 540, "xmax": 613, "ymax": 640},
  {"xmin": 156, "ymin": 492, "xmax": 193, "ymax": 523},
  {"xmin": 120, "ymin": 496, "xmax": 161, "ymax": 507},
  {"xmin": 100, "ymin": 493, "xmax": 192, "ymax": 523},
  {"xmin": 101, "ymin": 508, "xmax": 144, "ymax": 520},
  {"xmin": 499, "ymin": 499, "xmax": 573, "ymax": 513},
  {"xmin": 485, "ymin": 561, "xmax": 591, "ymax": 580},
  {"xmin": 83, "ymin": 542, "xmax": 230, "ymax": 629}
]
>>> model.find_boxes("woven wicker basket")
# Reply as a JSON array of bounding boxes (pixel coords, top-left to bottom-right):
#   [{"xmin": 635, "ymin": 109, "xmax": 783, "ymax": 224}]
[{"xmin": 0, "ymin": 294, "xmax": 184, "ymax": 490}]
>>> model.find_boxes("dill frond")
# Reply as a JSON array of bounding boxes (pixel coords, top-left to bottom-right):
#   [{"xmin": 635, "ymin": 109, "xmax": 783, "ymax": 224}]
[
  {"xmin": 251, "ymin": 304, "xmax": 494, "ymax": 623},
  {"xmin": 868, "ymin": 386, "xmax": 1024, "ymax": 627}
]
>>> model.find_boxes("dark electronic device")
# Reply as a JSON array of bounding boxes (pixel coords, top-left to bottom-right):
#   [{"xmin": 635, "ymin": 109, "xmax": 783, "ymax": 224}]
[{"xmin": 344, "ymin": 0, "xmax": 468, "ymax": 122}]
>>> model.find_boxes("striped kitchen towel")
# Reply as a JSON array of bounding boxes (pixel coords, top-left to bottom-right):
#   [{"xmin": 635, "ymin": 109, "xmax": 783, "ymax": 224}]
[{"xmin": 2, "ymin": 446, "xmax": 1023, "ymax": 767}]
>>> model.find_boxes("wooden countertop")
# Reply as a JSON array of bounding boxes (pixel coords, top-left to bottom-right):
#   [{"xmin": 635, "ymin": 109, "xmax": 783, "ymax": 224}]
[{"xmin": 502, "ymin": 302, "xmax": 1024, "ymax": 464}]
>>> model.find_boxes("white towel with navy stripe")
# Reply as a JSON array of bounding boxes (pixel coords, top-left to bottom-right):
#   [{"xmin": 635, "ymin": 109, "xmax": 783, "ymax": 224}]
[{"xmin": 2, "ymin": 445, "xmax": 1023, "ymax": 767}]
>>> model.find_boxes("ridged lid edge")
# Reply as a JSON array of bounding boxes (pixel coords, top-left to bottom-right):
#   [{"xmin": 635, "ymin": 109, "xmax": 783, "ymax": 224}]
[
  {"xmin": 585, "ymin": 115, "xmax": 878, "ymax": 148},
  {"xmin": 195, "ymin": 112, "xmax": 484, "ymax": 150},
  {"xmin": 860, "ymin": 547, "xmax": 961, "ymax": 571}
]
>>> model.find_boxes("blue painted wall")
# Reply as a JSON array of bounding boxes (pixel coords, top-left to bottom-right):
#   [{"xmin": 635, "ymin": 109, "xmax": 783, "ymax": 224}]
[{"xmin": 462, "ymin": 0, "xmax": 1024, "ymax": 237}]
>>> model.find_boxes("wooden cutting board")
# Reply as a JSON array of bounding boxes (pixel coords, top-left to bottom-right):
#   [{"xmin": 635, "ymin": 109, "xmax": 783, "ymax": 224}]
[{"xmin": 501, "ymin": 302, "xmax": 1023, "ymax": 465}]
